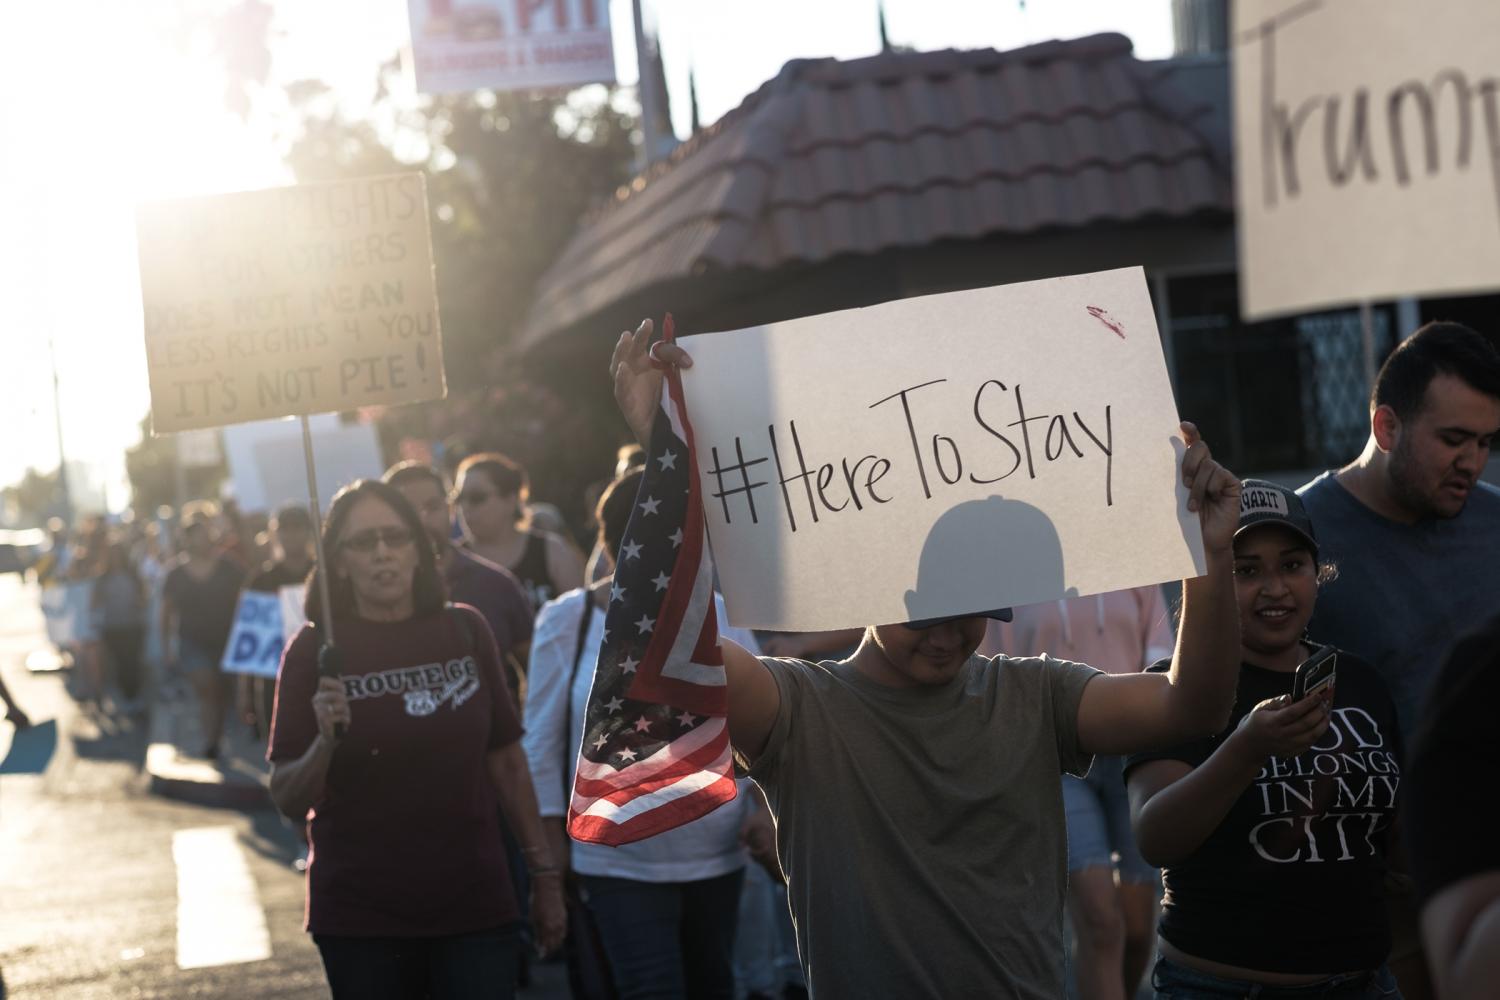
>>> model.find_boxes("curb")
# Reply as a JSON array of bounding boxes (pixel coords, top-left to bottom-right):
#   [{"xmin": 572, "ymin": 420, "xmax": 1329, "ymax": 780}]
[
  {"xmin": 144, "ymin": 687, "xmax": 274, "ymax": 811},
  {"xmin": 145, "ymin": 741, "xmax": 273, "ymax": 810}
]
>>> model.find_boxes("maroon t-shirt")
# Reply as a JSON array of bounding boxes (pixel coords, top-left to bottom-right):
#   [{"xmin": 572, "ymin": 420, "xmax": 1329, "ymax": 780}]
[{"xmin": 269, "ymin": 604, "xmax": 523, "ymax": 937}]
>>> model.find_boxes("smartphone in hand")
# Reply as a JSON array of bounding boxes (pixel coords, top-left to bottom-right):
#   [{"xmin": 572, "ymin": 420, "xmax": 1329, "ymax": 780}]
[{"xmin": 1291, "ymin": 645, "xmax": 1337, "ymax": 702}]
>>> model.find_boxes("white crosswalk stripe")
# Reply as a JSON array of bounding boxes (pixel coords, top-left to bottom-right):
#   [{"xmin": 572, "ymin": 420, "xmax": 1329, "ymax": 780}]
[{"xmin": 173, "ymin": 825, "xmax": 273, "ymax": 970}]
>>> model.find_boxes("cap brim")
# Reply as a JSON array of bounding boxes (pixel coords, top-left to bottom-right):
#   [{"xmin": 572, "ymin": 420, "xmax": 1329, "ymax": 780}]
[
  {"xmin": 903, "ymin": 607, "xmax": 1014, "ymax": 630},
  {"xmin": 1234, "ymin": 519, "xmax": 1319, "ymax": 558}
]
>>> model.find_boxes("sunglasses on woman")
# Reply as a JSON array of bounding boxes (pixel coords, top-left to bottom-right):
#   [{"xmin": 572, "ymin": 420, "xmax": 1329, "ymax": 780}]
[
  {"xmin": 455, "ymin": 489, "xmax": 495, "ymax": 506},
  {"xmin": 339, "ymin": 527, "xmax": 414, "ymax": 553}
]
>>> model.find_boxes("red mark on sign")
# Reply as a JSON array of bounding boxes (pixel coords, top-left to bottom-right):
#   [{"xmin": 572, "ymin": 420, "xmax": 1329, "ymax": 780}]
[{"xmin": 1086, "ymin": 306, "xmax": 1126, "ymax": 339}]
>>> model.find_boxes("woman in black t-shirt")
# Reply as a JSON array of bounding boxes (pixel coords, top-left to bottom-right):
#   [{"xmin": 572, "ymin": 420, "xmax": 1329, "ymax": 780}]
[
  {"xmin": 453, "ymin": 451, "xmax": 583, "ymax": 611},
  {"xmin": 1125, "ymin": 480, "xmax": 1404, "ymax": 999}
]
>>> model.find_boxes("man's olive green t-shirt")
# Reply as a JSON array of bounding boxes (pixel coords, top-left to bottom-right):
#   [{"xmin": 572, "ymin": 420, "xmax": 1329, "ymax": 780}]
[{"xmin": 747, "ymin": 653, "xmax": 1099, "ymax": 1000}]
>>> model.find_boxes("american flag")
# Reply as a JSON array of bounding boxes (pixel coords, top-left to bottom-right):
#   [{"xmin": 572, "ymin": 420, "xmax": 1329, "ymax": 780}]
[{"xmin": 567, "ymin": 317, "xmax": 736, "ymax": 846}]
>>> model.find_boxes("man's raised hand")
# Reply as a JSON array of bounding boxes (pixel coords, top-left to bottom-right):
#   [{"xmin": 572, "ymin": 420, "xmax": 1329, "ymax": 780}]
[
  {"xmin": 610, "ymin": 318, "xmax": 693, "ymax": 447},
  {"xmin": 1179, "ymin": 421, "xmax": 1241, "ymax": 554}
]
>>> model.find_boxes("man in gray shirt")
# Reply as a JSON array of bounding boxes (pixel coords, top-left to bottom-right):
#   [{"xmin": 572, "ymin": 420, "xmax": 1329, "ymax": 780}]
[
  {"xmin": 1299, "ymin": 322, "xmax": 1500, "ymax": 738},
  {"xmin": 610, "ymin": 319, "xmax": 1247, "ymax": 999}
]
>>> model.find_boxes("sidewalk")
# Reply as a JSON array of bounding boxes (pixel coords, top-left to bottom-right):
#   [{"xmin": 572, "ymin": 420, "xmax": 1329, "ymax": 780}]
[{"xmin": 146, "ymin": 684, "xmax": 272, "ymax": 810}]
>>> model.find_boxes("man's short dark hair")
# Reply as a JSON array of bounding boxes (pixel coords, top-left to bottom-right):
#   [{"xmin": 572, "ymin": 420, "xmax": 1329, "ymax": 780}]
[
  {"xmin": 383, "ymin": 461, "xmax": 448, "ymax": 496},
  {"xmin": 1373, "ymin": 321, "xmax": 1500, "ymax": 420},
  {"xmin": 273, "ymin": 503, "xmax": 312, "ymax": 532},
  {"xmin": 597, "ymin": 468, "xmax": 646, "ymax": 559}
]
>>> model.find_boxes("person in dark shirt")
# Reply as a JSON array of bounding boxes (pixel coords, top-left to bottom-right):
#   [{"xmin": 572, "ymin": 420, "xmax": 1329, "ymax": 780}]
[
  {"xmin": 238, "ymin": 503, "xmax": 315, "ymax": 742},
  {"xmin": 452, "ymin": 451, "xmax": 584, "ymax": 611},
  {"xmin": 384, "ymin": 462, "xmax": 534, "ymax": 692},
  {"xmin": 1404, "ymin": 612, "xmax": 1500, "ymax": 1000},
  {"xmin": 267, "ymin": 479, "xmax": 565, "ymax": 999},
  {"xmin": 160, "ymin": 502, "xmax": 244, "ymax": 759},
  {"xmin": 1126, "ymin": 480, "xmax": 1403, "ymax": 998}
]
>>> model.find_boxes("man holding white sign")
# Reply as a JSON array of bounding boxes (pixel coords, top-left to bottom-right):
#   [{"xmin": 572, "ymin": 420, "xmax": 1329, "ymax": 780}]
[{"xmin": 592, "ymin": 290, "xmax": 1245, "ymax": 999}]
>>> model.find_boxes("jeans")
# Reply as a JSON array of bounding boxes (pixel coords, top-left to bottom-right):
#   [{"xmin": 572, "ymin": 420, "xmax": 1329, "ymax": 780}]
[
  {"xmin": 314, "ymin": 925, "xmax": 520, "ymax": 1000},
  {"xmin": 1064, "ymin": 755, "xmax": 1156, "ymax": 882},
  {"xmin": 581, "ymin": 869, "xmax": 745, "ymax": 1000},
  {"xmin": 1152, "ymin": 956, "xmax": 1402, "ymax": 999},
  {"xmin": 734, "ymin": 863, "xmax": 803, "ymax": 998}
]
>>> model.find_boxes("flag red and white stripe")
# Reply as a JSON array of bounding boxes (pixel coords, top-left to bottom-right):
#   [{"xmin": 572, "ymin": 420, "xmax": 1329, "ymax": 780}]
[{"xmin": 568, "ymin": 315, "xmax": 736, "ymax": 845}]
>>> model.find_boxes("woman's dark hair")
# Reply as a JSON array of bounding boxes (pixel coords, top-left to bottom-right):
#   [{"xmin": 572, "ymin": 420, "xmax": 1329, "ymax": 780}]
[
  {"xmin": 596, "ymin": 468, "xmax": 646, "ymax": 563},
  {"xmin": 304, "ymin": 479, "xmax": 447, "ymax": 627},
  {"xmin": 1373, "ymin": 320, "xmax": 1500, "ymax": 421},
  {"xmin": 456, "ymin": 452, "xmax": 529, "ymax": 522}
]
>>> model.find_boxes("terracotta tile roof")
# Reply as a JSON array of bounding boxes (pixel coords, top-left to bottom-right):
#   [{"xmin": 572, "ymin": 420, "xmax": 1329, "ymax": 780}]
[{"xmin": 519, "ymin": 33, "xmax": 1231, "ymax": 350}]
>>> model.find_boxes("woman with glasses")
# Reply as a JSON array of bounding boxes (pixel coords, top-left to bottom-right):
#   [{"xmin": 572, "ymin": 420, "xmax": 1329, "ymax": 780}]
[
  {"xmin": 453, "ymin": 452, "xmax": 584, "ymax": 611},
  {"xmin": 268, "ymin": 479, "xmax": 566, "ymax": 1000}
]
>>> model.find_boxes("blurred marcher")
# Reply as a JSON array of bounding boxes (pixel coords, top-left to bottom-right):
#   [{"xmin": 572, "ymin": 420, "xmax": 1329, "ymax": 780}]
[
  {"xmin": 456, "ymin": 452, "xmax": 584, "ymax": 610},
  {"xmin": 217, "ymin": 497, "xmax": 252, "ymax": 567},
  {"xmin": 65, "ymin": 519, "xmax": 108, "ymax": 706},
  {"xmin": 1298, "ymin": 322, "xmax": 1500, "ymax": 999},
  {"xmin": 268, "ymin": 480, "xmax": 565, "ymax": 1000},
  {"xmin": 585, "ymin": 445, "xmax": 646, "ymax": 586},
  {"xmin": 33, "ymin": 517, "xmax": 70, "ymax": 587},
  {"xmin": 139, "ymin": 522, "xmax": 171, "ymax": 672},
  {"xmin": 1404, "ymin": 612, "xmax": 1500, "ymax": 1000},
  {"xmin": 92, "ymin": 541, "xmax": 148, "ymax": 713},
  {"xmin": 160, "ymin": 502, "xmax": 242, "ymax": 759},
  {"xmin": 0, "ymin": 672, "xmax": 31, "ymax": 731},
  {"xmin": 981, "ymin": 587, "xmax": 1174, "ymax": 1000},
  {"xmin": 524, "ymin": 469, "xmax": 762, "ymax": 1000},
  {"xmin": 386, "ymin": 462, "xmax": 534, "ymax": 687},
  {"xmin": 1127, "ymin": 481, "xmax": 1402, "ymax": 999},
  {"xmin": 238, "ymin": 503, "xmax": 315, "ymax": 742}
]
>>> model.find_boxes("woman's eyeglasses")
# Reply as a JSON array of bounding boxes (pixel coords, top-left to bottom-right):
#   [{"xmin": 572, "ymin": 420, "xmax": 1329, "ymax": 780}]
[{"xmin": 339, "ymin": 527, "xmax": 414, "ymax": 553}]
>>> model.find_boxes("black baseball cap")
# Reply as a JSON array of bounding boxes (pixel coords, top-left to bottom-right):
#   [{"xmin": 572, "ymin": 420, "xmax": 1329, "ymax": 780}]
[
  {"xmin": 903, "ymin": 607, "xmax": 1014, "ymax": 630},
  {"xmin": 1236, "ymin": 479, "xmax": 1318, "ymax": 557}
]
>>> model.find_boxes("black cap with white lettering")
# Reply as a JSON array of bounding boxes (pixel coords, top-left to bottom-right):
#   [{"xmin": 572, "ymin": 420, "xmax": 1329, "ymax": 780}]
[{"xmin": 1236, "ymin": 479, "xmax": 1318, "ymax": 557}]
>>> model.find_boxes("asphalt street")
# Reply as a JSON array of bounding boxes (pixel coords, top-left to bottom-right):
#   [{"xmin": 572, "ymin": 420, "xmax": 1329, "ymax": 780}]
[{"xmin": 0, "ymin": 576, "xmax": 567, "ymax": 1000}]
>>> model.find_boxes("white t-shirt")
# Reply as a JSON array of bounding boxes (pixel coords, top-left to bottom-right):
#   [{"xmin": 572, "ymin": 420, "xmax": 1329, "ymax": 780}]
[{"xmin": 523, "ymin": 586, "xmax": 759, "ymax": 882}]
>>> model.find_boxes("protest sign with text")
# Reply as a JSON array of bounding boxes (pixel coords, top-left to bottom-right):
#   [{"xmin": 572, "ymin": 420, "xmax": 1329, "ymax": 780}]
[
  {"xmin": 137, "ymin": 173, "xmax": 445, "ymax": 434},
  {"xmin": 1233, "ymin": 0, "xmax": 1500, "ymax": 319},
  {"xmin": 221, "ymin": 590, "xmax": 285, "ymax": 678},
  {"xmin": 406, "ymin": 0, "xmax": 615, "ymax": 96},
  {"xmin": 677, "ymin": 267, "xmax": 1206, "ymax": 631}
]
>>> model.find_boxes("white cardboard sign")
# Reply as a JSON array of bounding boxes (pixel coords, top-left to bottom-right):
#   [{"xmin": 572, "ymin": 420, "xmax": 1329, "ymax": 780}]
[
  {"xmin": 1233, "ymin": 0, "xmax": 1500, "ymax": 319},
  {"xmin": 677, "ymin": 267, "xmax": 1206, "ymax": 631},
  {"xmin": 136, "ymin": 174, "xmax": 445, "ymax": 433},
  {"xmin": 222, "ymin": 414, "xmax": 385, "ymax": 515},
  {"xmin": 406, "ymin": 0, "xmax": 615, "ymax": 96},
  {"xmin": 221, "ymin": 590, "xmax": 286, "ymax": 678},
  {"xmin": 279, "ymin": 584, "xmax": 309, "ymax": 643}
]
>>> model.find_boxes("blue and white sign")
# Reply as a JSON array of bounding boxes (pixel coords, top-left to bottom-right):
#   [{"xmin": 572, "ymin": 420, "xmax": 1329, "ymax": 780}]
[{"xmin": 221, "ymin": 590, "xmax": 286, "ymax": 678}]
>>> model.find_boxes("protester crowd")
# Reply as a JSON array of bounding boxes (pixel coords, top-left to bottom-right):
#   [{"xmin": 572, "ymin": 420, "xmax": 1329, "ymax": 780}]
[{"xmin": 20, "ymin": 319, "xmax": 1500, "ymax": 1000}]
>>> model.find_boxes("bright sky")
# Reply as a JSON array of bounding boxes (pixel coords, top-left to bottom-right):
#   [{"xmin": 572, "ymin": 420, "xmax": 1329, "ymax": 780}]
[{"xmin": 0, "ymin": 0, "xmax": 1171, "ymax": 515}]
